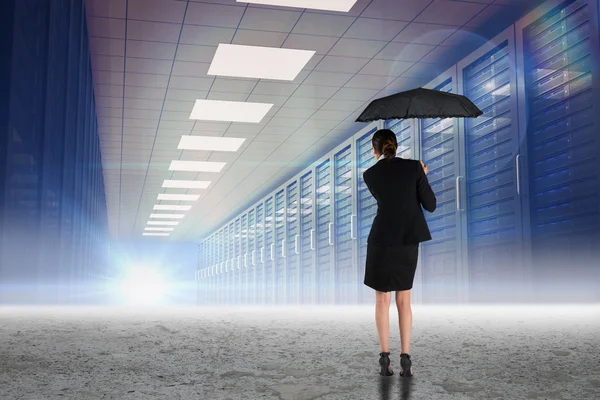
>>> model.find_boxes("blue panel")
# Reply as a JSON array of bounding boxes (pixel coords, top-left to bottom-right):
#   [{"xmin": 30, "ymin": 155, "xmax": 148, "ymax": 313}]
[
  {"xmin": 241, "ymin": 213, "xmax": 248, "ymax": 303},
  {"xmin": 286, "ymin": 181, "xmax": 299, "ymax": 304},
  {"xmin": 388, "ymin": 119, "xmax": 413, "ymax": 159},
  {"xmin": 356, "ymin": 127, "xmax": 378, "ymax": 303},
  {"xmin": 235, "ymin": 218, "xmax": 241, "ymax": 303},
  {"xmin": 264, "ymin": 197, "xmax": 274, "ymax": 304},
  {"xmin": 229, "ymin": 222, "xmax": 236, "ymax": 303},
  {"xmin": 256, "ymin": 203, "xmax": 265, "ymax": 304},
  {"xmin": 274, "ymin": 190, "xmax": 285, "ymax": 303},
  {"xmin": 300, "ymin": 171, "xmax": 314, "ymax": 303},
  {"xmin": 315, "ymin": 159, "xmax": 332, "ymax": 303},
  {"xmin": 223, "ymin": 225, "xmax": 230, "ymax": 304},
  {"xmin": 334, "ymin": 145, "xmax": 353, "ymax": 303},
  {"xmin": 463, "ymin": 40, "xmax": 522, "ymax": 292},
  {"xmin": 248, "ymin": 208, "xmax": 256, "ymax": 304},
  {"xmin": 523, "ymin": 0, "xmax": 599, "ymax": 272},
  {"xmin": 420, "ymin": 78, "xmax": 460, "ymax": 301}
]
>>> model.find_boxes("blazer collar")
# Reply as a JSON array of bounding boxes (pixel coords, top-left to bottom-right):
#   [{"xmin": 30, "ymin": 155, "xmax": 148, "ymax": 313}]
[{"xmin": 377, "ymin": 154, "xmax": 399, "ymax": 161}]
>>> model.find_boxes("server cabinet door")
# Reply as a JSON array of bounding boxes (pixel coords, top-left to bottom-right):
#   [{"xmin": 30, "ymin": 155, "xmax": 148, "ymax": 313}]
[
  {"xmin": 241, "ymin": 213, "xmax": 249, "ymax": 304},
  {"xmin": 356, "ymin": 126, "xmax": 379, "ymax": 304},
  {"xmin": 228, "ymin": 222, "xmax": 236, "ymax": 304},
  {"xmin": 458, "ymin": 28, "xmax": 525, "ymax": 301},
  {"xmin": 248, "ymin": 208, "xmax": 256, "ymax": 305},
  {"xmin": 256, "ymin": 203, "xmax": 265, "ymax": 304},
  {"xmin": 517, "ymin": 0, "xmax": 600, "ymax": 298},
  {"xmin": 315, "ymin": 158, "xmax": 333, "ymax": 304},
  {"xmin": 234, "ymin": 218, "xmax": 241, "ymax": 304},
  {"xmin": 333, "ymin": 143, "xmax": 354, "ymax": 304},
  {"xmin": 286, "ymin": 181, "xmax": 300, "ymax": 304},
  {"xmin": 421, "ymin": 71, "xmax": 467, "ymax": 303},
  {"xmin": 264, "ymin": 197, "xmax": 275, "ymax": 305},
  {"xmin": 274, "ymin": 190, "xmax": 286, "ymax": 304},
  {"xmin": 299, "ymin": 171, "xmax": 315, "ymax": 304}
]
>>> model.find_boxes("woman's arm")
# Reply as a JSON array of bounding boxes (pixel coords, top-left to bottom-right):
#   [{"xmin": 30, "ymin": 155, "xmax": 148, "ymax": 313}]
[{"xmin": 417, "ymin": 161, "xmax": 436, "ymax": 212}]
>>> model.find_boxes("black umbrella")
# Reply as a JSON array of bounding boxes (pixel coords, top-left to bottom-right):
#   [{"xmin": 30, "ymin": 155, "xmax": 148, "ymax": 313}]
[{"xmin": 356, "ymin": 87, "xmax": 483, "ymax": 122}]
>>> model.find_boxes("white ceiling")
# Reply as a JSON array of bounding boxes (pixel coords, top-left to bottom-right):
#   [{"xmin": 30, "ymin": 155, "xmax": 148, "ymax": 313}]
[{"xmin": 84, "ymin": 0, "xmax": 541, "ymax": 241}]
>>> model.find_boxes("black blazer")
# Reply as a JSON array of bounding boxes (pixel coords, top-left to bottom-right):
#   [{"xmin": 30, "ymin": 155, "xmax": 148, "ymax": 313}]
[{"xmin": 363, "ymin": 157, "xmax": 437, "ymax": 246}]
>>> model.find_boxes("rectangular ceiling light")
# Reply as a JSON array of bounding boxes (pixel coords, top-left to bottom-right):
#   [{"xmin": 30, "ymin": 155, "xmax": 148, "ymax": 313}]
[
  {"xmin": 178, "ymin": 136, "xmax": 245, "ymax": 152},
  {"xmin": 169, "ymin": 160, "xmax": 226, "ymax": 172},
  {"xmin": 236, "ymin": 0, "xmax": 357, "ymax": 12},
  {"xmin": 157, "ymin": 194, "xmax": 200, "ymax": 201},
  {"xmin": 147, "ymin": 220, "xmax": 179, "ymax": 226},
  {"xmin": 162, "ymin": 180, "xmax": 211, "ymax": 189},
  {"xmin": 153, "ymin": 205, "xmax": 192, "ymax": 211},
  {"xmin": 143, "ymin": 233, "xmax": 170, "ymax": 236},
  {"xmin": 149, "ymin": 213, "xmax": 185, "ymax": 219},
  {"xmin": 145, "ymin": 227, "xmax": 175, "ymax": 231},
  {"xmin": 208, "ymin": 44, "xmax": 315, "ymax": 81},
  {"xmin": 189, "ymin": 99, "xmax": 272, "ymax": 123}
]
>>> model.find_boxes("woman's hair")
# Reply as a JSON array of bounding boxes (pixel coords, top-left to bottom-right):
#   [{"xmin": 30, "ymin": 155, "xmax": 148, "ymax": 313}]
[{"xmin": 372, "ymin": 129, "xmax": 398, "ymax": 160}]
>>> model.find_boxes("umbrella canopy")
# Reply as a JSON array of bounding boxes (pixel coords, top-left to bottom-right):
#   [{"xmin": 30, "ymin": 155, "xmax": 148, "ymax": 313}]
[{"xmin": 356, "ymin": 87, "xmax": 483, "ymax": 122}]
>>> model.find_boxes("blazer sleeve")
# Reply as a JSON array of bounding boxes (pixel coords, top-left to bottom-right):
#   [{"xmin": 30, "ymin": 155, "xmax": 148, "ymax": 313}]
[
  {"xmin": 363, "ymin": 170, "xmax": 375, "ymax": 198},
  {"xmin": 417, "ymin": 161, "xmax": 436, "ymax": 213}
]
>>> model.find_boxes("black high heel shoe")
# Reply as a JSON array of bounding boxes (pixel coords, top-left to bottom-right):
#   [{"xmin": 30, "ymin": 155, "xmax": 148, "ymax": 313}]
[
  {"xmin": 400, "ymin": 353, "xmax": 413, "ymax": 377},
  {"xmin": 379, "ymin": 352, "xmax": 394, "ymax": 376}
]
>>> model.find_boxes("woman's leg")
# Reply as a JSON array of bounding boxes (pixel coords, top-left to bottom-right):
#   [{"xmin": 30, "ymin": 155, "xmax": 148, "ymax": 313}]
[
  {"xmin": 395, "ymin": 290, "xmax": 412, "ymax": 354},
  {"xmin": 375, "ymin": 290, "xmax": 391, "ymax": 352}
]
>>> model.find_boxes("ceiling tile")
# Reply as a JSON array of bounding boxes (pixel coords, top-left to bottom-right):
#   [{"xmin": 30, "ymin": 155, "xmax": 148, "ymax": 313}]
[
  {"xmin": 331, "ymin": 87, "xmax": 380, "ymax": 101},
  {"xmin": 275, "ymin": 108, "xmax": 316, "ymax": 119},
  {"xmin": 239, "ymin": 7, "xmax": 302, "ymax": 32},
  {"xmin": 311, "ymin": 109, "xmax": 351, "ymax": 121},
  {"xmin": 124, "ymin": 98, "xmax": 165, "ymax": 110},
  {"xmin": 166, "ymin": 88, "xmax": 209, "ymax": 102},
  {"xmin": 211, "ymin": 77, "xmax": 257, "ymax": 94},
  {"xmin": 86, "ymin": 0, "xmax": 127, "ymax": 18},
  {"xmin": 159, "ymin": 120, "xmax": 194, "ymax": 130},
  {"xmin": 292, "ymin": 85, "xmax": 339, "ymax": 99},
  {"xmin": 359, "ymin": 59, "xmax": 414, "ymax": 76},
  {"xmin": 127, "ymin": 20, "xmax": 183, "ymax": 43},
  {"xmin": 175, "ymin": 44, "xmax": 217, "ymax": 63},
  {"xmin": 127, "ymin": 0, "xmax": 187, "ymax": 23},
  {"xmin": 231, "ymin": 30, "xmax": 289, "ymax": 47},
  {"xmin": 205, "ymin": 91, "xmax": 248, "ymax": 101},
  {"xmin": 126, "ymin": 57, "xmax": 174, "ymax": 74},
  {"xmin": 97, "ymin": 107, "xmax": 123, "ymax": 118},
  {"xmin": 320, "ymin": 98, "xmax": 365, "ymax": 112},
  {"xmin": 184, "ymin": 2, "xmax": 244, "ymax": 27},
  {"xmin": 344, "ymin": 74, "xmax": 392, "ymax": 90},
  {"xmin": 124, "ymin": 118, "xmax": 159, "ymax": 128},
  {"xmin": 88, "ymin": 17, "xmax": 126, "ymax": 39},
  {"xmin": 375, "ymin": 42, "xmax": 436, "ymax": 62},
  {"xmin": 292, "ymin": 13, "xmax": 356, "ymax": 37},
  {"xmin": 267, "ymin": 117, "xmax": 306, "ymax": 129},
  {"xmin": 401, "ymin": 62, "xmax": 446, "ymax": 79},
  {"xmin": 282, "ymin": 34, "xmax": 338, "ymax": 55},
  {"xmin": 163, "ymin": 100, "xmax": 195, "ymax": 112},
  {"xmin": 303, "ymin": 71, "xmax": 353, "ymax": 87},
  {"xmin": 126, "ymin": 40, "xmax": 177, "ymax": 59},
  {"xmin": 125, "ymin": 72, "xmax": 170, "ymax": 88},
  {"xmin": 172, "ymin": 61, "xmax": 210, "ymax": 77},
  {"xmin": 180, "ymin": 25, "xmax": 235, "ymax": 46},
  {"xmin": 328, "ymin": 38, "xmax": 387, "ymax": 58},
  {"xmin": 246, "ymin": 94, "xmax": 289, "ymax": 107},
  {"xmin": 94, "ymin": 71, "xmax": 125, "ymax": 85},
  {"xmin": 284, "ymin": 96, "xmax": 327, "ymax": 109},
  {"xmin": 441, "ymin": 26, "xmax": 489, "ymax": 49},
  {"xmin": 415, "ymin": 0, "xmax": 486, "ymax": 25},
  {"xmin": 344, "ymin": 17, "xmax": 407, "ymax": 41},
  {"xmin": 253, "ymin": 82, "xmax": 299, "ymax": 96},
  {"xmin": 124, "ymin": 86, "xmax": 167, "ymax": 99},
  {"xmin": 169, "ymin": 76, "xmax": 213, "ymax": 90},
  {"xmin": 361, "ymin": 0, "xmax": 429, "ymax": 21},
  {"xmin": 90, "ymin": 38, "xmax": 125, "ymax": 56},
  {"xmin": 91, "ymin": 55, "xmax": 125, "ymax": 71},
  {"xmin": 313, "ymin": 56, "xmax": 369, "ymax": 74},
  {"xmin": 95, "ymin": 84, "xmax": 123, "ymax": 98},
  {"xmin": 393, "ymin": 22, "xmax": 458, "ymax": 45}
]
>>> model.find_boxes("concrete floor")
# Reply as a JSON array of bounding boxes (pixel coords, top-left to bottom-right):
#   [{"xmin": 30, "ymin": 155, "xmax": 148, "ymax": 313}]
[{"xmin": 0, "ymin": 304, "xmax": 599, "ymax": 400}]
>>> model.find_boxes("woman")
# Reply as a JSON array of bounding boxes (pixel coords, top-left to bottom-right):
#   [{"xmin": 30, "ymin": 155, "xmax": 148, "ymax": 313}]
[{"xmin": 362, "ymin": 128, "xmax": 436, "ymax": 377}]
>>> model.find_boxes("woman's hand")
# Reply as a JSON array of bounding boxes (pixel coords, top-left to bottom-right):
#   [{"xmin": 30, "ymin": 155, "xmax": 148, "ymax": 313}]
[{"xmin": 420, "ymin": 160, "xmax": 429, "ymax": 175}]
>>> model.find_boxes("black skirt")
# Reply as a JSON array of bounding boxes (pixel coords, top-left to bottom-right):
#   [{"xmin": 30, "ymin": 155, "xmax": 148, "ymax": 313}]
[{"xmin": 364, "ymin": 242, "xmax": 419, "ymax": 292}]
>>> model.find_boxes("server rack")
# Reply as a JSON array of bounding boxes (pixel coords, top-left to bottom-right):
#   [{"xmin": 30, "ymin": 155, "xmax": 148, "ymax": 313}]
[
  {"xmin": 299, "ymin": 171, "xmax": 315, "ymax": 304},
  {"xmin": 333, "ymin": 143, "xmax": 355, "ymax": 304},
  {"xmin": 516, "ymin": 0, "xmax": 600, "ymax": 294},
  {"xmin": 458, "ymin": 26, "xmax": 526, "ymax": 301},
  {"xmin": 420, "ymin": 68, "xmax": 467, "ymax": 303},
  {"xmin": 286, "ymin": 181, "xmax": 300, "ymax": 304},
  {"xmin": 274, "ymin": 190, "xmax": 286, "ymax": 304},
  {"xmin": 222, "ymin": 225, "xmax": 229, "ymax": 304},
  {"xmin": 315, "ymin": 159, "xmax": 333, "ymax": 304},
  {"xmin": 234, "ymin": 218, "xmax": 241, "ymax": 303},
  {"xmin": 248, "ymin": 208, "xmax": 256, "ymax": 304},
  {"xmin": 256, "ymin": 203, "xmax": 265, "ymax": 304},
  {"xmin": 264, "ymin": 196, "xmax": 275, "ymax": 304},
  {"xmin": 241, "ymin": 213, "xmax": 248, "ymax": 304},
  {"xmin": 228, "ymin": 222, "xmax": 236, "ymax": 304}
]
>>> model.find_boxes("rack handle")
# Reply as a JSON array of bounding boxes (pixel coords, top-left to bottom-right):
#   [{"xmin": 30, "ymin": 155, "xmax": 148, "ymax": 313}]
[
  {"xmin": 260, "ymin": 247, "xmax": 264, "ymax": 264},
  {"xmin": 252, "ymin": 250, "xmax": 256, "ymax": 266},
  {"xmin": 282, "ymin": 239, "xmax": 286, "ymax": 258},
  {"xmin": 328, "ymin": 223, "xmax": 334, "ymax": 246},
  {"xmin": 295, "ymin": 235, "xmax": 300, "ymax": 254},
  {"xmin": 456, "ymin": 176, "xmax": 462, "ymax": 211},
  {"xmin": 310, "ymin": 229, "xmax": 315, "ymax": 250},
  {"xmin": 270, "ymin": 243, "xmax": 275, "ymax": 261},
  {"xmin": 516, "ymin": 154, "xmax": 521, "ymax": 196},
  {"xmin": 350, "ymin": 214, "xmax": 356, "ymax": 240}
]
